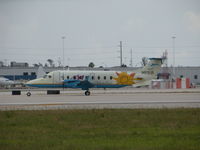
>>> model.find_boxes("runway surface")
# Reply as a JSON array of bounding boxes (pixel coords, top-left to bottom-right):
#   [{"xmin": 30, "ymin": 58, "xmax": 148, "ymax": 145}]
[{"xmin": 0, "ymin": 88, "xmax": 200, "ymax": 110}]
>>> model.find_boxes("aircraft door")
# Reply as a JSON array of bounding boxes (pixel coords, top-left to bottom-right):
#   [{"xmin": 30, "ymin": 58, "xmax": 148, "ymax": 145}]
[{"xmin": 52, "ymin": 72, "xmax": 60, "ymax": 84}]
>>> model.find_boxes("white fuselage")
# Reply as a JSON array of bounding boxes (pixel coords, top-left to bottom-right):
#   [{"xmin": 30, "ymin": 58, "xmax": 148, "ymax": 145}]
[
  {"xmin": 26, "ymin": 70, "xmax": 157, "ymax": 88},
  {"xmin": 26, "ymin": 58, "xmax": 162, "ymax": 89}
]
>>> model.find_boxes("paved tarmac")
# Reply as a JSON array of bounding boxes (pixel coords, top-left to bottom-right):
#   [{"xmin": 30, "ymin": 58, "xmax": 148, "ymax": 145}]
[{"xmin": 0, "ymin": 88, "xmax": 200, "ymax": 110}]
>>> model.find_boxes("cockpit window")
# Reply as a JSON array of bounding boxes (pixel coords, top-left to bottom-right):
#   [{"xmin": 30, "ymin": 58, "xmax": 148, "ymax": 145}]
[{"xmin": 43, "ymin": 75, "xmax": 52, "ymax": 78}]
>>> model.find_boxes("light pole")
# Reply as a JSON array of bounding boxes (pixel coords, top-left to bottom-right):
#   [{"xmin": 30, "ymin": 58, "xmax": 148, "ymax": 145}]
[
  {"xmin": 62, "ymin": 36, "xmax": 66, "ymax": 70},
  {"xmin": 130, "ymin": 49, "xmax": 133, "ymax": 67},
  {"xmin": 120, "ymin": 41, "xmax": 122, "ymax": 67},
  {"xmin": 172, "ymin": 36, "xmax": 176, "ymax": 78},
  {"xmin": 67, "ymin": 58, "xmax": 70, "ymax": 68}
]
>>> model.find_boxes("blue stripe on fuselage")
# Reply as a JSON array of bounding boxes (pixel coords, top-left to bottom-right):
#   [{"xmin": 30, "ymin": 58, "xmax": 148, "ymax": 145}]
[
  {"xmin": 26, "ymin": 84, "xmax": 127, "ymax": 88},
  {"xmin": 26, "ymin": 84, "xmax": 63, "ymax": 88}
]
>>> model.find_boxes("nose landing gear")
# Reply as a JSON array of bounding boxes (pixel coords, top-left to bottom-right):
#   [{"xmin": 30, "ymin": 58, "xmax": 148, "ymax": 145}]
[
  {"xmin": 26, "ymin": 91, "xmax": 31, "ymax": 96},
  {"xmin": 85, "ymin": 90, "xmax": 90, "ymax": 96}
]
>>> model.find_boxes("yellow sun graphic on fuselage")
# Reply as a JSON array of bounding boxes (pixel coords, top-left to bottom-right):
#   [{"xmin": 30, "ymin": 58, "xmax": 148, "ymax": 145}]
[{"xmin": 113, "ymin": 72, "xmax": 135, "ymax": 85}]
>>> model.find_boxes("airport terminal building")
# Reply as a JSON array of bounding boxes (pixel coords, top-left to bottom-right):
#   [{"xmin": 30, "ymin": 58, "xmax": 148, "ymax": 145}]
[{"xmin": 0, "ymin": 65, "xmax": 200, "ymax": 85}]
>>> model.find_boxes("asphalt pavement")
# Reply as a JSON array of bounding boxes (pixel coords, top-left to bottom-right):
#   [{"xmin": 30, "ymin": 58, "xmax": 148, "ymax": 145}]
[{"xmin": 0, "ymin": 88, "xmax": 200, "ymax": 110}]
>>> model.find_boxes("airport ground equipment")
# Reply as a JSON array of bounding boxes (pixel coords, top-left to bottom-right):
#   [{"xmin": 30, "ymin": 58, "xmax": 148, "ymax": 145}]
[{"xmin": 12, "ymin": 90, "xmax": 21, "ymax": 95}]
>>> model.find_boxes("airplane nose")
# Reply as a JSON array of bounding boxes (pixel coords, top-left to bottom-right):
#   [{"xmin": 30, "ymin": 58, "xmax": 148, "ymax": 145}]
[
  {"xmin": 25, "ymin": 80, "xmax": 35, "ymax": 86},
  {"xmin": 25, "ymin": 78, "xmax": 43, "ymax": 87}
]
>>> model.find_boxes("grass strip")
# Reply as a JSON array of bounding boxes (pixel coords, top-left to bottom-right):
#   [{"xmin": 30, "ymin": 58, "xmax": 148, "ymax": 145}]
[{"xmin": 0, "ymin": 108, "xmax": 200, "ymax": 150}]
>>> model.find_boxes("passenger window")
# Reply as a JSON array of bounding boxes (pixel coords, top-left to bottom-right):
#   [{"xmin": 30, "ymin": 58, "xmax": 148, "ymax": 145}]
[
  {"xmin": 48, "ymin": 75, "xmax": 52, "ymax": 78},
  {"xmin": 91, "ymin": 76, "xmax": 94, "ymax": 80},
  {"xmin": 67, "ymin": 76, "xmax": 69, "ymax": 79},
  {"xmin": 98, "ymin": 76, "xmax": 100, "ymax": 80},
  {"xmin": 104, "ymin": 76, "xmax": 106, "ymax": 80},
  {"xmin": 110, "ymin": 76, "xmax": 113, "ymax": 80}
]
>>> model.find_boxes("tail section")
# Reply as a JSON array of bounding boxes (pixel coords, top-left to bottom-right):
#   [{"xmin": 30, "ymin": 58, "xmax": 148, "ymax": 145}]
[
  {"xmin": 141, "ymin": 58, "xmax": 163, "ymax": 77},
  {"xmin": 133, "ymin": 58, "xmax": 163, "ymax": 87}
]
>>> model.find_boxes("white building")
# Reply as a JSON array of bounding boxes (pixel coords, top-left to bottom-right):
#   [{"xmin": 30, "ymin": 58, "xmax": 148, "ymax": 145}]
[{"xmin": 0, "ymin": 66, "xmax": 199, "ymax": 85}]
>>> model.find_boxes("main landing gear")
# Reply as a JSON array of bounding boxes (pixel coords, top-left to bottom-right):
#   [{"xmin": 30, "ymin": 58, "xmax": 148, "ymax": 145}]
[{"xmin": 85, "ymin": 90, "xmax": 90, "ymax": 96}]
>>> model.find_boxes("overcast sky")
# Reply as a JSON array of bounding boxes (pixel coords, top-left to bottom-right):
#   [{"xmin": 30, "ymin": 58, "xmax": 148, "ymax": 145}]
[{"xmin": 0, "ymin": 0, "xmax": 200, "ymax": 67}]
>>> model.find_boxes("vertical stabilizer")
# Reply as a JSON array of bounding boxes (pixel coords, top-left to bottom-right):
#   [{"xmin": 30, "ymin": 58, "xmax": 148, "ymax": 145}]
[
  {"xmin": 140, "ymin": 58, "xmax": 163, "ymax": 77},
  {"xmin": 133, "ymin": 58, "xmax": 163, "ymax": 87}
]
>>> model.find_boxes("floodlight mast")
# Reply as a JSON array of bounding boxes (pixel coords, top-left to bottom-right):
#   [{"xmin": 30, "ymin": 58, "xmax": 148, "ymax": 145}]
[
  {"xmin": 172, "ymin": 36, "xmax": 176, "ymax": 78},
  {"xmin": 62, "ymin": 36, "xmax": 66, "ymax": 70}
]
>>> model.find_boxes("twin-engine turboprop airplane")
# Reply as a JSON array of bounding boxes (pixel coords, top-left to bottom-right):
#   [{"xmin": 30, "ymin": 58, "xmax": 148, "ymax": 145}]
[{"xmin": 26, "ymin": 58, "xmax": 163, "ymax": 96}]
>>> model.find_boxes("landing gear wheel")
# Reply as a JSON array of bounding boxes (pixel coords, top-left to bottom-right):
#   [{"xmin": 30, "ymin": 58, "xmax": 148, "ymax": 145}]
[
  {"xmin": 26, "ymin": 92, "xmax": 31, "ymax": 97},
  {"xmin": 85, "ymin": 90, "xmax": 90, "ymax": 96}
]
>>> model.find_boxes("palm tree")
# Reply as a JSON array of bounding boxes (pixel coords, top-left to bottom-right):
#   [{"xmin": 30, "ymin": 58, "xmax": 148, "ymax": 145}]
[
  {"xmin": 47, "ymin": 59, "xmax": 54, "ymax": 67},
  {"xmin": 88, "ymin": 62, "xmax": 95, "ymax": 68}
]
